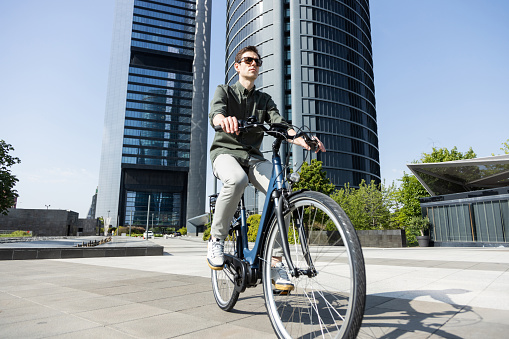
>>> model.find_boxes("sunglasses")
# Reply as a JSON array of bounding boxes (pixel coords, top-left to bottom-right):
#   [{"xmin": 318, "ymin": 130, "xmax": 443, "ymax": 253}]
[{"xmin": 237, "ymin": 57, "xmax": 262, "ymax": 67}]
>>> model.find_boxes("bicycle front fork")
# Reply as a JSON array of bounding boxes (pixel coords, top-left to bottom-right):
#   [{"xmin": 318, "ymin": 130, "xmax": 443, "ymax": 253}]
[{"xmin": 273, "ymin": 192, "xmax": 317, "ymax": 278}]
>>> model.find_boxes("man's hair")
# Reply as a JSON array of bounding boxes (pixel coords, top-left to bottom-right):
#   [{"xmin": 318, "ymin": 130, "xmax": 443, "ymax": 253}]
[{"xmin": 235, "ymin": 46, "xmax": 261, "ymax": 63}]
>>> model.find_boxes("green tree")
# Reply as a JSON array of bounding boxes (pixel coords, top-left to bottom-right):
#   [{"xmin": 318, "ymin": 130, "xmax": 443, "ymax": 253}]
[
  {"xmin": 500, "ymin": 139, "xmax": 509, "ymax": 154},
  {"xmin": 331, "ymin": 180, "xmax": 396, "ymax": 230},
  {"xmin": 291, "ymin": 159, "xmax": 335, "ymax": 195},
  {"xmin": 0, "ymin": 140, "xmax": 21, "ymax": 215},
  {"xmin": 395, "ymin": 174, "xmax": 429, "ymax": 222},
  {"xmin": 419, "ymin": 146, "xmax": 476, "ymax": 163}
]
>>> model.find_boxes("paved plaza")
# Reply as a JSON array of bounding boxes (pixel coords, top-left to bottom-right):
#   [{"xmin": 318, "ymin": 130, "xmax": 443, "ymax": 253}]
[{"xmin": 1, "ymin": 237, "xmax": 508, "ymax": 338}]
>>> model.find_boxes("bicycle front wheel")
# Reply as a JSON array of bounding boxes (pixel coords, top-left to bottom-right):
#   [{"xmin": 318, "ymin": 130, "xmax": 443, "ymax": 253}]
[
  {"xmin": 211, "ymin": 229, "xmax": 240, "ymax": 311},
  {"xmin": 262, "ymin": 191, "xmax": 366, "ymax": 338}
]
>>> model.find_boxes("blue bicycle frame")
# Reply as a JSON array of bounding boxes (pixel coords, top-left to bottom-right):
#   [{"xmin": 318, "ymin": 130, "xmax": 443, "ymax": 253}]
[
  {"xmin": 217, "ymin": 119, "xmax": 318, "ymax": 281},
  {"xmin": 241, "ymin": 154, "xmax": 285, "ymax": 267}
]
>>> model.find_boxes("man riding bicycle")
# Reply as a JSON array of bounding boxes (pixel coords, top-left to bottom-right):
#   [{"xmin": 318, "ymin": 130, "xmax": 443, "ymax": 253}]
[{"xmin": 207, "ymin": 45, "xmax": 326, "ymax": 291}]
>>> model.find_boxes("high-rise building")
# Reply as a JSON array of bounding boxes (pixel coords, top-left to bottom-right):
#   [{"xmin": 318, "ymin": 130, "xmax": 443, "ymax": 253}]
[
  {"xmin": 225, "ymin": 0, "xmax": 379, "ymax": 191},
  {"xmin": 87, "ymin": 187, "xmax": 98, "ymax": 219},
  {"xmin": 96, "ymin": 0, "xmax": 211, "ymax": 231}
]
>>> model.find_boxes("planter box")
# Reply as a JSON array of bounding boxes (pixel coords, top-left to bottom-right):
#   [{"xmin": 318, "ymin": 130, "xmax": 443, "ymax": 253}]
[{"xmin": 416, "ymin": 235, "xmax": 430, "ymax": 247}]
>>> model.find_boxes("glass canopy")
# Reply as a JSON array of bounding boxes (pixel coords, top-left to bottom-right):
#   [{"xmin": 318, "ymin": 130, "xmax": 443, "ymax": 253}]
[{"xmin": 407, "ymin": 155, "xmax": 509, "ymax": 196}]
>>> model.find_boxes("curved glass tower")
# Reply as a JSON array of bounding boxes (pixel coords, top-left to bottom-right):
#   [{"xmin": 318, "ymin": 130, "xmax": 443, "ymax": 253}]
[{"xmin": 226, "ymin": 0, "xmax": 379, "ymax": 189}]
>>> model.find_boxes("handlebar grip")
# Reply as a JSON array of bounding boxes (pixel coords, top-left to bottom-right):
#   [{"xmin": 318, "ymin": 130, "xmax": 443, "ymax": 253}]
[
  {"xmin": 214, "ymin": 119, "xmax": 246, "ymax": 133},
  {"xmin": 307, "ymin": 139, "xmax": 318, "ymax": 152}
]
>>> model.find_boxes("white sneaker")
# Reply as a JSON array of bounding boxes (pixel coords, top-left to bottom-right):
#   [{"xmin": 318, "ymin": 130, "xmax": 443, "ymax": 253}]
[
  {"xmin": 207, "ymin": 238, "xmax": 224, "ymax": 270},
  {"xmin": 271, "ymin": 262, "xmax": 295, "ymax": 291}
]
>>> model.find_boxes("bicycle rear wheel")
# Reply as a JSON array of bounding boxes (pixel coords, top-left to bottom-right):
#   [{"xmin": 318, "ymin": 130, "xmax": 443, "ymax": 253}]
[
  {"xmin": 211, "ymin": 228, "xmax": 240, "ymax": 311},
  {"xmin": 262, "ymin": 191, "xmax": 366, "ymax": 338}
]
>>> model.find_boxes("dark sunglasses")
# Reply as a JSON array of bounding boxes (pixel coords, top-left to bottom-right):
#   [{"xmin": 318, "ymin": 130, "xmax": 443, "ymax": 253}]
[{"xmin": 237, "ymin": 57, "xmax": 262, "ymax": 66}]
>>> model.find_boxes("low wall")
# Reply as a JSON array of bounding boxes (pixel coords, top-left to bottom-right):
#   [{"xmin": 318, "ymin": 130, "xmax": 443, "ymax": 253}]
[
  {"xmin": 0, "ymin": 245, "xmax": 163, "ymax": 260},
  {"xmin": 0, "ymin": 209, "xmax": 98, "ymax": 236},
  {"xmin": 309, "ymin": 229, "xmax": 406, "ymax": 248},
  {"xmin": 357, "ymin": 229, "xmax": 407, "ymax": 248}
]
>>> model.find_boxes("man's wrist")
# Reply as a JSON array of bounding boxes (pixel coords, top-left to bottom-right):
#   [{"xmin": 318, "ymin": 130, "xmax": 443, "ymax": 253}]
[{"xmin": 212, "ymin": 114, "xmax": 225, "ymax": 126}]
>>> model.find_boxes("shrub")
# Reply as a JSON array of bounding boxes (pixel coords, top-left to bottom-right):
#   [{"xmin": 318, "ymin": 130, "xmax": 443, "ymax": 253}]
[
  {"xmin": 0, "ymin": 230, "xmax": 32, "ymax": 238},
  {"xmin": 203, "ymin": 222, "xmax": 211, "ymax": 241},
  {"xmin": 405, "ymin": 216, "xmax": 430, "ymax": 246},
  {"xmin": 331, "ymin": 180, "xmax": 397, "ymax": 230},
  {"xmin": 247, "ymin": 214, "xmax": 261, "ymax": 242},
  {"xmin": 130, "ymin": 226, "xmax": 146, "ymax": 234},
  {"xmin": 177, "ymin": 227, "xmax": 187, "ymax": 236}
]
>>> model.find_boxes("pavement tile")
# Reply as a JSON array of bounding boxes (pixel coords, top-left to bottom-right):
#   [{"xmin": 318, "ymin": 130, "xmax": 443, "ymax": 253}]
[
  {"xmin": 447, "ymin": 304, "xmax": 509, "ymax": 324},
  {"xmin": 0, "ymin": 280, "xmax": 57, "ymax": 291},
  {"xmin": 228, "ymin": 311, "xmax": 275, "ymax": 335},
  {"xmin": 47, "ymin": 326, "xmax": 138, "ymax": 339},
  {"xmin": 41, "ymin": 294, "xmax": 135, "ymax": 314},
  {"xmin": 74, "ymin": 302, "xmax": 170, "ymax": 325},
  {"xmin": 179, "ymin": 303, "xmax": 262, "ymax": 324},
  {"xmin": 109, "ymin": 312, "xmax": 222, "ymax": 339},
  {"xmin": 141, "ymin": 290, "xmax": 216, "ymax": 312},
  {"xmin": 0, "ymin": 314, "xmax": 100, "ymax": 339},
  {"xmin": 375, "ymin": 295, "xmax": 467, "ymax": 314},
  {"xmin": 429, "ymin": 320, "xmax": 509, "ymax": 339},
  {"xmin": 92, "ymin": 283, "xmax": 144, "ymax": 296},
  {"xmin": 361, "ymin": 306, "xmax": 452, "ymax": 334},
  {"xmin": 25, "ymin": 289, "xmax": 100, "ymax": 305},
  {"xmin": 0, "ymin": 302, "xmax": 63, "ymax": 325},
  {"xmin": 364, "ymin": 295, "xmax": 394, "ymax": 310},
  {"xmin": 358, "ymin": 327, "xmax": 433, "ymax": 339},
  {"xmin": 4, "ymin": 285, "xmax": 81, "ymax": 298},
  {"xmin": 176, "ymin": 323, "xmax": 276, "ymax": 339}
]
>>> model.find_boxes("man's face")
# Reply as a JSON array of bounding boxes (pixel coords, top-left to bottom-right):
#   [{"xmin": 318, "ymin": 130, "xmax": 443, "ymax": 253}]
[{"xmin": 234, "ymin": 51, "xmax": 260, "ymax": 81}]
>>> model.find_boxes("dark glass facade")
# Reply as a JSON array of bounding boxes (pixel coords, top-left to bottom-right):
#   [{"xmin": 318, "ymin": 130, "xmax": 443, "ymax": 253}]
[
  {"xmin": 225, "ymin": 0, "xmax": 380, "ymax": 191},
  {"xmin": 97, "ymin": 0, "xmax": 210, "ymax": 231}
]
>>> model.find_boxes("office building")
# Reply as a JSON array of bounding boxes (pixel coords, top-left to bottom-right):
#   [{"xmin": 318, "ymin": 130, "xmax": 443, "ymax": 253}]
[
  {"xmin": 225, "ymin": 0, "xmax": 380, "ymax": 191},
  {"xmin": 96, "ymin": 0, "xmax": 211, "ymax": 231}
]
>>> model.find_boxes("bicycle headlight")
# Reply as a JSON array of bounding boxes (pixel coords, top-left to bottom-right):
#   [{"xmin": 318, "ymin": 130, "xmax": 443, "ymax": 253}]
[{"xmin": 289, "ymin": 172, "xmax": 300, "ymax": 183}]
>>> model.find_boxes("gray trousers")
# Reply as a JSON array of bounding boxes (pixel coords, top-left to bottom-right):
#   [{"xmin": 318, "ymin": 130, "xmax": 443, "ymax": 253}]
[{"xmin": 211, "ymin": 154, "xmax": 272, "ymax": 240}]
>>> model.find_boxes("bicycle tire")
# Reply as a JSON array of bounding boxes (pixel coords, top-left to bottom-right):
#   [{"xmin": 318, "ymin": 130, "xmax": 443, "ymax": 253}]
[
  {"xmin": 211, "ymin": 228, "xmax": 240, "ymax": 311},
  {"xmin": 262, "ymin": 191, "xmax": 366, "ymax": 338}
]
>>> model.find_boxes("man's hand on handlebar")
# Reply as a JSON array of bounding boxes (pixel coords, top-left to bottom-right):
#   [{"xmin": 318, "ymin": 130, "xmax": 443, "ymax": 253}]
[
  {"xmin": 288, "ymin": 130, "xmax": 326, "ymax": 154},
  {"xmin": 213, "ymin": 115, "xmax": 326, "ymax": 153},
  {"xmin": 213, "ymin": 114, "xmax": 240, "ymax": 135}
]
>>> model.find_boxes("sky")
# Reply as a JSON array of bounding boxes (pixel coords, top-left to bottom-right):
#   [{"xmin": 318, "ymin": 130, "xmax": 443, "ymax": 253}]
[{"xmin": 0, "ymin": 1, "xmax": 508, "ymax": 217}]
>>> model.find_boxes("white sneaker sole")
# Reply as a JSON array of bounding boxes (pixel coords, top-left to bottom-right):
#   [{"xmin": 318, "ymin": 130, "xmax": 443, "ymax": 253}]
[
  {"xmin": 272, "ymin": 279, "xmax": 295, "ymax": 291},
  {"xmin": 207, "ymin": 259, "xmax": 224, "ymax": 270}
]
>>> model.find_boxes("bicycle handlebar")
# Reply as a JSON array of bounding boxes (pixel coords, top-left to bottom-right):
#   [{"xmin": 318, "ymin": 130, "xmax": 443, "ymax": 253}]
[{"xmin": 213, "ymin": 117, "xmax": 319, "ymax": 152}]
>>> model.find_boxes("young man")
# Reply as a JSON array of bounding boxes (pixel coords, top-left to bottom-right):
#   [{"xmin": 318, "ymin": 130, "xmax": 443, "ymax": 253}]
[{"xmin": 207, "ymin": 46, "xmax": 325, "ymax": 291}]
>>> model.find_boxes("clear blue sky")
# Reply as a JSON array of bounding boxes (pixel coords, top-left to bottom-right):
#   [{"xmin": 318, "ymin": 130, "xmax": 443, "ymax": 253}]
[{"xmin": 1, "ymin": 1, "xmax": 508, "ymax": 217}]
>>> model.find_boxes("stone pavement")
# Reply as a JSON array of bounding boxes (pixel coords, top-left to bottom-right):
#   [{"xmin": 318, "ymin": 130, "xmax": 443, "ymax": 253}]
[{"xmin": 0, "ymin": 236, "xmax": 508, "ymax": 338}]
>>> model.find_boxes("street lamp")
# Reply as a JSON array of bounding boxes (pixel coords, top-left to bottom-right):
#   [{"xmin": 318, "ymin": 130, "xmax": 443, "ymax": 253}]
[{"xmin": 45, "ymin": 204, "xmax": 50, "ymax": 210}]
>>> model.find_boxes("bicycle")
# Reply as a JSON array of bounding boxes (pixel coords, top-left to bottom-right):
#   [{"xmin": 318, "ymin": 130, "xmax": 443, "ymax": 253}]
[{"xmin": 211, "ymin": 117, "xmax": 366, "ymax": 338}]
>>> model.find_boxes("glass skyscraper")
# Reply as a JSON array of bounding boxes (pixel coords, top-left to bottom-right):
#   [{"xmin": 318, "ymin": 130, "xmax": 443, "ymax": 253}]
[
  {"xmin": 96, "ymin": 0, "xmax": 211, "ymax": 231},
  {"xmin": 226, "ymin": 0, "xmax": 379, "ymax": 190}
]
